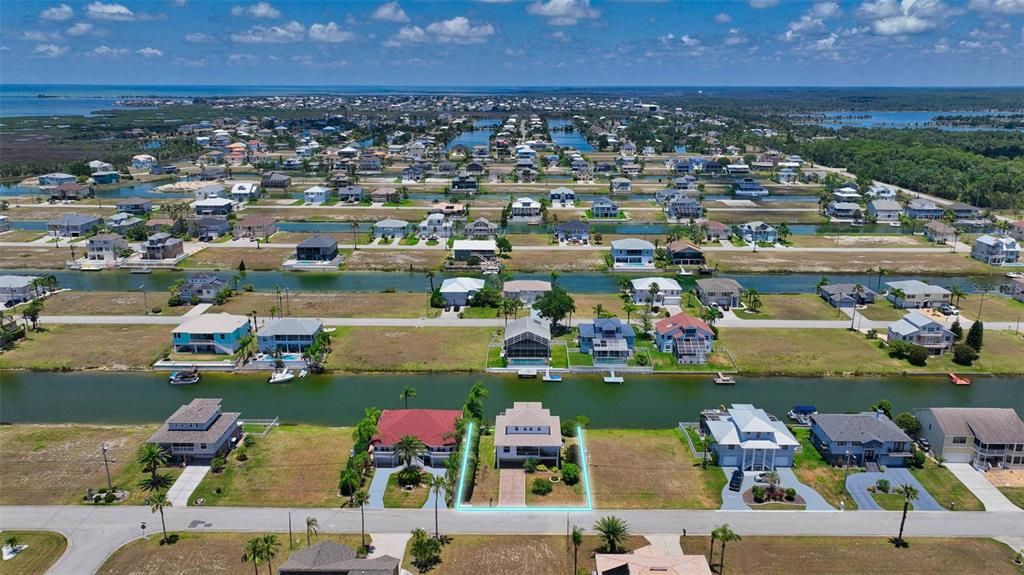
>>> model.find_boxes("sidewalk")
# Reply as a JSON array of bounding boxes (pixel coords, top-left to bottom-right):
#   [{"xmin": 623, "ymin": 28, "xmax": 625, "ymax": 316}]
[
  {"xmin": 166, "ymin": 465, "xmax": 210, "ymax": 507},
  {"xmin": 946, "ymin": 463, "xmax": 1022, "ymax": 512}
]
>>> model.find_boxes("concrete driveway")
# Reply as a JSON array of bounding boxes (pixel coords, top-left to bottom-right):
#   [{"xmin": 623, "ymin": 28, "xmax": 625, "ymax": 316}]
[
  {"xmin": 947, "ymin": 463, "xmax": 1022, "ymax": 512},
  {"xmin": 166, "ymin": 465, "xmax": 210, "ymax": 507},
  {"xmin": 720, "ymin": 467, "xmax": 834, "ymax": 511},
  {"xmin": 845, "ymin": 468, "xmax": 943, "ymax": 511},
  {"xmin": 498, "ymin": 469, "xmax": 526, "ymax": 507},
  {"xmin": 367, "ymin": 466, "xmax": 446, "ymax": 510}
]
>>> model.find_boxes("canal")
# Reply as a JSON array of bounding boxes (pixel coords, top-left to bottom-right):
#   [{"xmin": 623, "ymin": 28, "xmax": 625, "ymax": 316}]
[{"xmin": 1, "ymin": 372, "xmax": 1020, "ymax": 427}]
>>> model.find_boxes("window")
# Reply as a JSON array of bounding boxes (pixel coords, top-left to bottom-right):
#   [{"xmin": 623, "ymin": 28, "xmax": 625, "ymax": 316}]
[
  {"xmin": 953, "ymin": 437, "xmax": 968, "ymax": 444},
  {"xmin": 503, "ymin": 446, "xmax": 510, "ymax": 453}
]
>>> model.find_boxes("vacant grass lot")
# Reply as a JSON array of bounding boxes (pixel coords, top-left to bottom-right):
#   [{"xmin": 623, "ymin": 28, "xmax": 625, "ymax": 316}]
[
  {"xmin": 960, "ymin": 294, "xmax": 1024, "ymax": 321},
  {"xmin": 211, "ymin": 291, "xmax": 438, "ymax": 318},
  {"xmin": 710, "ymin": 210, "xmax": 825, "ymax": 224},
  {"xmin": 910, "ymin": 459, "xmax": 984, "ymax": 511},
  {"xmin": 788, "ymin": 235, "xmax": 927, "ymax": 248},
  {"xmin": 679, "ymin": 536, "xmax": 1024, "ymax": 575},
  {"xmin": 0, "ymin": 246, "xmax": 71, "ymax": 268},
  {"xmin": 911, "ymin": 331, "xmax": 1024, "ymax": 376},
  {"xmin": 325, "ymin": 326, "xmax": 493, "ymax": 372},
  {"xmin": 0, "ymin": 531, "xmax": 67, "ymax": 575},
  {"xmin": 42, "ymin": 291, "xmax": 188, "ymax": 316},
  {"xmin": 734, "ymin": 294, "xmax": 845, "ymax": 320},
  {"xmin": 404, "ymin": 534, "xmax": 649, "ymax": 575},
  {"xmin": 467, "ymin": 434, "xmax": 500, "ymax": 507},
  {"xmin": 180, "ymin": 247, "xmax": 292, "ymax": 271},
  {"xmin": 0, "ymin": 229, "xmax": 46, "ymax": 242},
  {"xmin": 3, "ymin": 206, "xmax": 115, "ymax": 220},
  {"xmin": 504, "ymin": 250, "xmax": 607, "ymax": 272},
  {"xmin": 587, "ymin": 429, "xmax": 724, "ymax": 509},
  {"xmin": 0, "ymin": 324, "xmax": 171, "ymax": 370},
  {"xmin": 792, "ymin": 428, "xmax": 855, "ymax": 510},
  {"xmin": 344, "ymin": 249, "xmax": 447, "ymax": 271},
  {"xmin": 716, "ymin": 328, "xmax": 906, "ymax": 376},
  {"xmin": 0, "ymin": 424, "xmax": 156, "ymax": 505},
  {"xmin": 507, "ymin": 233, "xmax": 553, "ymax": 246},
  {"xmin": 708, "ymin": 250, "xmax": 997, "ymax": 274},
  {"xmin": 268, "ymin": 231, "xmax": 373, "ymax": 245},
  {"xmin": 188, "ymin": 425, "xmax": 351, "ymax": 507},
  {"xmin": 244, "ymin": 205, "xmax": 429, "ymax": 222},
  {"xmin": 857, "ymin": 301, "xmax": 910, "ymax": 321},
  {"xmin": 98, "ymin": 532, "xmax": 365, "ymax": 575}
]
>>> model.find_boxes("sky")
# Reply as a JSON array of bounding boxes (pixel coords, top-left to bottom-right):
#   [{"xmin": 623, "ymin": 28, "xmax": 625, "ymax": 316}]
[{"xmin": 1, "ymin": 0, "xmax": 1022, "ymax": 86}]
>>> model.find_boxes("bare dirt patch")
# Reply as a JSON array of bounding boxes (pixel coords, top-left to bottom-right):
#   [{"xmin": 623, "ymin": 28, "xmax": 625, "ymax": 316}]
[
  {"xmin": 212, "ymin": 291, "xmax": 436, "ymax": 318},
  {"xmin": 42, "ymin": 291, "xmax": 187, "ymax": 316},
  {"xmin": 325, "ymin": 326, "xmax": 494, "ymax": 372},
  {"xmin": 180, "ymin": 247, "xmax": 292, "ymax": 271},
  {"xmin": 344, "ymin": 249, "xmax": 447, "ymax": 272},
  {"xmin": 0, "ymin": 246, "xmax": 71, "ymax": 268},
  {"xmin": 708, "ymin": 250, "xmax": 995, "ymax": 274}
]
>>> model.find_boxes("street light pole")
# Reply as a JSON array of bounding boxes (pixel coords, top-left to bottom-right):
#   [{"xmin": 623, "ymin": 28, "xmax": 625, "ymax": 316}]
[{"xmin": 102, "ymin": 444, "xmax": 112, "ymax": 492}]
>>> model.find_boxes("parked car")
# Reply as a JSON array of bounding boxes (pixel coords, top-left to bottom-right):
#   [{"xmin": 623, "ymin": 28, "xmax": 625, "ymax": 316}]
[
  {"xmin": 939, "ymin": 304, "xmax": 959, "ymax": 316},
  {"xmin": 728, "ymin": 469, "xmax": 743, "ymax": 492}
]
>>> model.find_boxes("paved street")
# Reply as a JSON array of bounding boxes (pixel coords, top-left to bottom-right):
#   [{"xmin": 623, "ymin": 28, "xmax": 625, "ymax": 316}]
[{"xmin": 947, "ymin": 463, "xmax": 1022, "ymax": 512}]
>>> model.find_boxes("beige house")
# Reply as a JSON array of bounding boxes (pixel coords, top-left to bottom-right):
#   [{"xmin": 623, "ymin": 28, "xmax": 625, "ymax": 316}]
[
  {"xmin": 502, "ymin": 280, "xmax": 551, "ymax": 304},
  {"xmin": 914, "ymin": 407, "xmax": 1024, "ymax": 468},
  {"xmin": 494, "ymin": 402, "xmax": 561, "ymax": 467},
  {"xmin": 596, "ymin": 545, "xmax": 712, "ymax": 575}
]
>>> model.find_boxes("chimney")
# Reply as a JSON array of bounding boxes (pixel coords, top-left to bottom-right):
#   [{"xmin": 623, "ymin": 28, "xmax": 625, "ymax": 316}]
[{"xmin": 876, "ymin": 409, "xmax": 885, "ymax": 420}]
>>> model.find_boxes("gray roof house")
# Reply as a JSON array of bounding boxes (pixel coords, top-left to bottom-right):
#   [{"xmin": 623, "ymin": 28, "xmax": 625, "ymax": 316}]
[
  {"xmin": 914, "ymin": 407, "xmax": 1024, "ymax": 468},
  {"xmin": 47, "ymin": 213, "xmax": 103, "ymax": 237},
  {"xmin": 867, "ymin": 199, "xmax": 902, "ymax": 222},
  {"xmin": 695, "ymin": 278, "xmax": 743, "ymax": 308},
  {"xmin": 373, "ymin": 218, "xmax": 409, "ymax": 239},
  {"xmin": 816, "ymin": 283, "xmax": 877, "ymax": 308},
  {"xmin": 810, "ymin": 411, "xmax": 914, "ymax": 467},
  {"xmin": 257, "ymin": 317, "xmax": 324, "ymax": 354},
  {"xmin": 296, "ymin": 236, "xmax": 339, "ymax": 262},
  {"xmin": 279, "ymin": 541, "xmax": 400, "ymax": 575},
  {"xmin": 888, "ymin": 311, "xmax": 955, "ymax": 354},
  {"xmin": 700, "ymin": 404, "xmax": 799, "ymax": 471},
  {"xmin": 884, "ymin": 280, "xmax": 952, "ymax": 309},
  {"xmin": 147, "ymin": 398, "xmax": 242, "ymax": 463},
  {"xmin": 464, "ymin": 218, "xmax": 498, "ymax": 240},
  {"xmin": 503, "ymin": 315, "xmax": 551, "ymax": 366}
]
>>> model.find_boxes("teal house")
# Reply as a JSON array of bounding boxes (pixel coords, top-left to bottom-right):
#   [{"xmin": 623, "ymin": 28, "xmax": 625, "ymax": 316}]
[{"xmin": 171, "ymin": 313, "xmax": 251, "ymax": 355}]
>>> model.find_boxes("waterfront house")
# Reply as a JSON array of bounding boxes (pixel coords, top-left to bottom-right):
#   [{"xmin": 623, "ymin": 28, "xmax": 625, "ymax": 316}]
[
  {"xmin": 549, "ymin": 187, "xmax": 575, "ymax": 204},
  {"xmin": 465, "ymin": 161, "xmax": 486, "ymax": 176},
  {"xmin": 303, "ymin": 186, "xmax": 332, "ymax": 205},
  {"xmin": 192, "ymin": 184, "xmax": 223, "ymax": 200},
  {"xmin": 695, "ymin": 278, "xmax": 743, "ymax": 308},
  {"xmin": 950, "ymin": 201, "xmax": 983, "ymax": 220},
  {"xmin": 610, "ymin": 177, "xmax": 632, "ymax": 193},
  {"xmin": 373, "ymin": 218, "xmax": 409, "ymax": 239},
  {"xmin": 261, "ymin": 172, "xmax": 292, "ymax": 189},
  {"xmin": 888, "ymin": 311, "xmax": 955, "ymax": 354},
  {"xmin": 336, "ymin": 185, "xmax": 364, "ymax": 203},
  {"xmin": 1008, "ymin": 277, "xmax": 1024, "ymax": 303},
  {"xmin": 418, "ymin": 213, "xmax": 454, "ymax": 239},
  {"xmin": 735, "ymin": 221, "xmax": 778, "ymax": 243},
  {"xmin": 590, "ymin": 197, "xmax": 620, "ymax": 219},
  {"xmin": 50, "ymin": 183, "xmax": 94, "ymax": 201},
  {"xmin": 256, "ymin": 317, "xmax": 324, "ymax": 354},
  {"xmin": 115, "ymin": 198, "xmax": 152, "ymax": 215},
  {"xmin": 924, "ymin": 221, "xmax": 958, "ymax": 244},
  {"xmin": 816, "ymin": 283, "xmax": 877, "ymax": 308},
  {"xmin": 511, "ymin": 197, "xmax": 542, "ymax": 221},
  {"xmin": 439, "ymin": 277, "xmax": 485, "ymax": 307},
  {"xmin": 0, "ymin": 215, "xmax": 9, "ymax": 233},
  {"xmin": 147, "ymin": 399, "xmax": 242, "ymax": 464},
  {"xmin": 554, "ymin": 220, "xmax": 590, "ymax": 243},
  {"xmin": 667, "ymin": 196, "xmax": 703, "ymax": 219},
  {"xmin": 833, "ymin": 186, "xmax": 861, "ymax": 202},
  {"xmin": 229, "ymin": 182, "xmax": 260, "ymax": 202},
  {"xmin": 143, "ymin": 233, "xmax": 184, "ymax": 260},
  {"xmin": 666, "ymin": 240, "xmax": 705, "ymax": 266},
  {"xmin": 914, "ymin": 407, "xmax": 1024, "ymax": 468},
  {"xmin": 1009, "ymin": 221, "xmax": 1024, "ymax": 241},
  {"xmin": 150, "ymin": 165, "xmax": 179, "ymax": 176},
  {"xmin": 85, "ymin": 233, "xmax": 127, "ymax": 263},
  {"xmin": 357, "ymin": 155, "xmax": 382, "ymax": 174},
  {"xmin": 504, "ymin": 315, "xmax": 551, "ymax": 365},
  {"xmin": 188, "ymin": 216, "xmax": 229, "ymax": 239},
  {"xmin": 884, "ymin": 280, "xmax": 952, "ymax": 309},
  {"xmin": 91, "ymin": 171, "xmax": 120, "ymax": 185},
  {"xmin": 171, "ymin": 313, "xmax": 251, "ymax": 354},
  {"xmin": 191, "ymin": 197, "xmax": 233, "ymax": 216},
  {"xmin": 371, "ymin": 409, "xmax": 462, "ymax": 467},
  {"xmin": 776, "ymin": 168, "xmax": 798, "ymax": 184},
  {"xmin": 234, "ymin": 216, "xmax": 277, "ymax": 239},
  {"xmin": 654, "ymin": 312, "xmax": 714, "ymax": 364},
  {"xmin": 0, "ymin": 275, "xmax": 42, "ymax": 305},
  {"xmin": 611, "ymin": 238, "xmax": 655, "ymax": 270},
  {"xmin": 452, "ymin": 239, "xmax": 497, "ymax": 261},
  {"xmin": 810, "ymin": 411, "xmax": 913, "ymax": 467},
  {"xmin": 595, "ymin": 545, "xmax": 712, "ymax": 575},
  {"xmin": 972, "ymin": 234, "xmax": 1020, "ymax": 266},
  {"xmin": 732, "ymin": 178, "xmax": 769, "ymax": 197},
  {"xmin": 704, "ymin": 221, "xmax": 731, "ymax": 241},
  {"xmin": 47, "ymin": 213, "xmax": 103, "ymax": 238},
  {"xmin": 371, "ymin": 187, "xmax": 401, "ymax": 204},
  {"xmin": 905, "ymin": 199, "xmax": 944, "ymax": 220},
  {"xmin": 868, "ymin": 199, "xmax": 902, "ymax": 222},
  {"xmin": 494, "ymin": 402, "xmax": 562, "ymax": 467},
  {"xmin": 429, "ymin": 202, "xmax": 466, "ymax": 219},
  {"xmin": 674, "ymin": 175, "xmax": 698, "ymax": 191},
  {"xmin": 131, "ymin": 154, "xmax": 158, "ymax": 171},
  {"xmin": 106, "ymin": 213, "xmax": 144, "ymax": 234},
  {"xmin": 88, "ymin": 160, "xmax": 114, "ymax": 173},
  {"xmin": 827, "ymin": 201, "xmax": 862, "ymax": 220},
  {"xmin": 700, "ymin": 404, "xmax": 799, "ymax": 470},
  {"xmin": 199, "ymin": 166, "xmax": 228, "ymax": 181},
  {"xmin": 502, "ymin": 280, "xmax": 551, "ymax": 304},
  {"xmin": 656, "ymin": 188, "xmax": 683, "ymax": 205},
  {"xmin": 296, "ymin": 236, "xmax": 339, "ymax": 262},
  {"xmin": 578, "ymin": 318, "xmax": 635, "ymax": 364},
  {"xmin": 279, "ymin": 541, "xmax": 400, "ymax": 575},
  {"xmin": 451, "ymin": 175, "xmax": 478, "ymax": 194},
  {"xmin": 631, "ymin": 277, "xmax": 683, "ymax": 306},
  {"xmin": 175, "ymin": 272, "xmax": 227, "ymax": 303},
  {"xmin": 866, "ymin": 185, "xmax": 897, "ymax": 200},
  {"xmin": 464, "ymin": 218, "xmax": 498, "ymax": 240}
]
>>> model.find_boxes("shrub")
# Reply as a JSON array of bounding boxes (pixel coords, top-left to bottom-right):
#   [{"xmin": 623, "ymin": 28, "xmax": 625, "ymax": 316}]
[
  {"xmin": 911, "ymin": 448, "xmax": 926, "ymax": 469},
  {"xmin": 752, "ymin": 485, "xmax": 766, "ymax": 503},
  {"xmin": 150, "ymin": 307, "xmax": 162, "ymax": 314},
  {"xmin": 561, "ymin": 420, "xmax": 578, "ymax": 437},
  {"xmin": 952, "ymin": 343, "xmax": 979, "ymax": 365},
  {"xmin": 575, "ymin": 415, "xmax": 590, "ymax": 428},
  {"xmin": 562, "ymin": 463, "xmax": 580, "ymax": 486},
  {"xmin": 907, "ymin": 344, "xmax": 929, "ymax": 366},
  {"xmin": 98, "ymin": 487, "xmax": 108, "ymax": 494},
  {"xmin": 784, "ymin": 487, "xmax": 796, "ymax": 501},
  {"xmin": 103, "ymin": 492, "xmax": 116, "ymax": 503},
  {"xmin": 634, "ymin": 353, "xmax": 650, "ymax": 366},
  {"xmin": 876, "ymin": 479, "xmax": 891, "ymax": 493},
  {"xmin": 244, "ymin": 284, "xmax": 255, "ymax": 292},
  {"xmin": 210, "ymin": 455, "xmax": 226, "ymax": 473},
  {"xmin": 523, "ymin": 457, "xmax": 539, "ymax": 473},
  {"xmin": 397, "ymin": 467, "xmax": 422, "ymax": 487},
  {"xmin": 564, "ymin": 443, "xmax": 580, "ymax": 465},
  {"xmin": 235, "ymin": 448, "xmax": 248, "ymax": 462},
  {"xmin": 531, "ymin": 477, "xmax": 553, "ymax": 495},
  {"xmin": 243, "ymin": 434, "xmax": 256, "ymax": 448}
]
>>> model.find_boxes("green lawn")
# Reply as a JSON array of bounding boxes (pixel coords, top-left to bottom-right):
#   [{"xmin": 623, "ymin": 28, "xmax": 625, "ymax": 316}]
[
  {"xmin": 383, "ymin": 471, "xmax": 430, "ymax": 508},
  {"xmin": 460, "ymin": 306, "xmax": 500, "ymax": 319},
  {"xmin": 549, "ymin": 344, "xmax": 568, "ymax": 369},
  {"xmin": 0, "ymin": 531, "xmax": 67, "ymax": 575},
  {"xmin": 872, "ymin": 492, "xmax": 912, "ymax": 511},
  {"xmin": 858, "ymin": 301, "xmax": 910, "ymax": 321},
  {"xmin": 909, "ymin": 459, "xmax": 984, "ymax": 511},
  {"xmin": 486, "ymin": 346, "xmax": 504, "ymax": 368},
  {"xmin": 733, "ymin": 294, "xmax": 844, "ymax": 320},
  {"xmin": 792, "ymin": 428, "xmax": 857, "ymax": 510},
  {"xmin": 109, "ymin": 460, "xmax": 184, "ymax": 506},
  {"xmin": 716, "ymin": 328, "xmax": 906, "ymax": 376},
  {"xmin": 918, "ymin": 331, "xmax": 1024, "ymax": 375},
  {"xmin": 632, "ymin": 340, "xmax": 735, "ymax": 372},
  {"xmin": 567, "ymin": 351, "xmax": 593, "ymax": 367},
  {"xmin": 998, "ymin": 487, "xmax": 1024, "ymax": 510}
]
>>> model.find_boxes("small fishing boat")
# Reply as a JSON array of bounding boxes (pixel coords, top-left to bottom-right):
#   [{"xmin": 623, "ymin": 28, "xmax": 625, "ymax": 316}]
[
  {"xmin": 603, "ymin": 370, "xmax": 624, "ymax": 384},
  {"xmin": 542, "ymin": 368, "xmax": 562, "ymax": 382},
  {"xmin": 168, "ymin": 369, "xmax": 200, "ymax": 385},
  {"xmin": 298, "ymin": 369, "xmax": 308, "ymax": 378},
  {"xmin": 713, "ymin": 372, "xmax": 736, "ymax": 385},
  {"xmin": 677, "ymin": 266, "xmax": 693, "ymax": 276},
  {"xmin": 949, "ymin": 373, "xmax": 971, "ymax": 386},
  {"xmin": 787, "ymin": 404, "xmax": 818, "ymax": 424},
  {"xmin": 517, "ymin": 368, "xmax": 538, "ymax": 378},
  {"xmin": 130, "ymin": 268, "xmax": 153, "ymax": 274},
  {"xmin": 268, "ymin": 369, "xmax": 295, "ymax": 384},
  {"xmin": 888, "ymin": 221, "xmax": 902, "ymax": 227},
  {"xmin": 697, "ymin": 264, "xmax": 714, "ymax": 275},
  {"xmin": 1006, "ymin": 272, "xmax": 1023, "ymax": 279}
]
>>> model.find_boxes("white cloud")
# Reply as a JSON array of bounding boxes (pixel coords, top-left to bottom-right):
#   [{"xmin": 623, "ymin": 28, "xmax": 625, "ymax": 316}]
[
  {"xmin": 184, "ymin": 32, "xmax": 214, "ymax": 43},
  {"xmin": 680, "ymin": 34, "xmax": 701, "ymax": 46},
  {"xmin": 172, "ymin": 0, "xmax": 187, "ymax": 6},
  {"xmin": 527, "ymin": 0, "xmax": 601, "ymax": 26},
  {"xmin": 857, "ymin": 0, "xmax": 956, "ymax": 36},
  {"xmin": 228, "ymin": 53, "xmax": 260, "ymax": 63},
  {"xmin": 309, "ymin": 22, "xmax": 354, "ymax": 43},
  {"xmin": 32, "ymin": 43, "xmax": 68, "ymax": 57},
  {"xmin": 786, "ymin": 2, "xmax": 841, "ymax": 39},
  {"xmin": 230, "ymin": 21, "xmax": 304, "ymax": 43},
  {"xmin": 137, "ymin": 47, "xmax": 163, "ymax": 57},
  {"xmin": 425, "ymin": 16, "xmax": 495, "ymax": 43},
  {"xmin": 390, "ymin": 25, "xmax": 428, "ymax": 45},
  {"xmin": 66, "ymin": 22, "xmax": 94, "ymax": 36},
  {"xmin": 231, "ymin": 2, "xmax": 280, "ymax": 19},
  {"xmin": 23, "ymin": 31, "xmax": 61, "ymax": 41},
  {"xmin": 372, "ymin": 2, "xmax": 410, "ymax": 23},
  {"xmin": 504, "ymin": 47, "xmax": 526, "ymax": 56},
  {"xmin": 91, "ymin": 45, "xmax": 128, "ymax": 56},
  {"xmin": 968, "ymin": 0, "xmax": 1024, "ymax": 13},
  {"xmin": 812, "ymin": 1, "xmax": 842, "ymax": 18},
  {"xmin": 814, "ymin": 33, "xmax": 839, "ymax": 50},
  {"xmin": 86, "ymin": 2, "xmax": 136, "ymax": 21},
  {"xmin": 748, "ymin": 0, "xmax": 779, "ymax": 8},
  {"xmin": 714, "ymin": 13, "xmax": 732, "ymax": 23},
  {"xmin": 40, "ymin": 4, "xmax": 74, "ymax": 21},
  {"xmin": 724, "ymin": 28, "xmax": 748, "ymax": 45}
]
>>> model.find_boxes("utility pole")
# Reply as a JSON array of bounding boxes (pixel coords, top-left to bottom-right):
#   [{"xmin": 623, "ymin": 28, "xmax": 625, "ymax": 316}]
[
  {"xmin": 140, "ymin": 283, "xmax": 148, "ymax": 314},
  {"xmin": 102, "ymin": 443, "xmax": 113, "ymax": 492},
  {"xmin": 288, "ymin": 511, "xmax": 293, "ymax": 550}
]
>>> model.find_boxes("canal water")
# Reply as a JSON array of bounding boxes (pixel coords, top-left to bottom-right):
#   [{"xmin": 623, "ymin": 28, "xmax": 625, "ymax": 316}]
[
  {"xmin": 0, "ymin": 181, "xmax": 192, "ymax": 199},
  {"xmin": 1, "ymin": 371, "xmax": 1020, "ymax": 427},
  {"xmin": 9, "ymin": 269, "xmax": 1007, "ymax": 295},
  {"xmin": 548, "ymin": 119, "xmax": 594, "ymax": 151},
  {"xmin": 446, "ymin": 119, "xmax": 499, "ymax": 150}
]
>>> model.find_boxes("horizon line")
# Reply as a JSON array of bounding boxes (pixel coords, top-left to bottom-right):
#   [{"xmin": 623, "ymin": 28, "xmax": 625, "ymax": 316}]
[{"xmin": 4, "ymin": 83, "xmax": 1024, "ymax": 89}]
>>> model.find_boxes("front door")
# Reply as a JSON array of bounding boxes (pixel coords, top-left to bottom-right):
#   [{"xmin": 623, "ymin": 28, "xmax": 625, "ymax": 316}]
[{"xmin": 864, "ymin": 449, "xmax": 876, "ymax": 462}]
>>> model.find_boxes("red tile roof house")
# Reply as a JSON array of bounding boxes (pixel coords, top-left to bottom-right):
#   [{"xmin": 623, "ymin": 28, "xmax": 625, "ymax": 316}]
[
  {"xmin": 370, "ymin": 409, "xmax": 462, "ymax": 467},
  {"xmin": 654, "ymin": 312, "xmax": 715, "ymax": 364}
]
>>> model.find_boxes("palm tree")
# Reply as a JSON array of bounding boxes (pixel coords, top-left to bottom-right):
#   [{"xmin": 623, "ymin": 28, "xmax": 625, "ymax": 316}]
[
  {"xmin": 742, "ymin": 287, "xmax": 760, "ymax": 307},
  {"xmin": 425, "ymin": 270, "xmax": 436, "ymax": 292},
  {"xmin": 708, "ymin": 527, "xmax": 717, "ymax": 567},
  {"xmin": 894, "ymin": 484, "xmax": 919, "ymax": 547},
  {"xmin": 700, "ymin": 306, "xmax": 718, "ymax": 326},
  {"xmin": 242, "ymin": 537, "xmax": 263, "ymax": 575},
  {"xmin": 889, "ymin": 287, "xmax": 906, "ymax": 307},
  {"xmin": 399, "ymin": 386, "xmax": 417, "ymax": 409},
  {"xmin": 616, "ymin": 277, "xmax": 631, "ymax": 295},
  {"xmin": 351, "ymin": 490, "xmax": 370, "ymax": 549},
  {"xmin": 715, "ymin": 524, "xmax": 741, "ymax": 575},
  {"xmin": 138, "ymin": 472, "xmax": 173, "ymax": 493},
  {"xmin": 647, "ymin": 282, "xmax": 661, "ymax": 307},
  {"xmin": 593, "ymin": 515, "xmax": 629, "ymax": 554},
  {"xmin": 352, "ymin": 222, "xmax": 360, "ymax": 250},
  {"xmin": 550, "ymin": 270, "xmax": 560, "ymax": 287},
  {"xmin": 428, "ymin": 474, "xmax": 446, "ymax": 539},
  {"xmin": 150, "ymin": 491, "xmax": 172, "ymax": 543},
  {"xmin": 395, "ymin": 435, "xmax": 426, "ymax": 469},
  {"xmin": 509, "ymin": 297, "xmax": 523, "ymax": 320},
  {"xmin": 136, "ymin": 443, "xmax": 169, "ymax": 480},
  {"xmin": 501, "ymin": 297, "xmax": 517, "ymax": 327},
  {"xmin": 571, "ymin": 526, "xmax": 583, "ymax": 575},
  {"xmin": 949, "ymin": 285, "xmax": 967, "ymax": 306},
  {"xmin": 622, "ymin": 301, "xmax": 637, "ymax": 324},
  {"xmin": 592, "ymin": 303, "xmax": 606, "ymax": 319},
  {"xmin": 748, "ymin": 293, "xmax": 762, "ymax": 313},
  {"xmin": 305, "ymin": 516, "xmax": 318, "ymax": 547},
  {"xmin": 260, "ymin": 534, "xmax": 280, "ymax": 575}
]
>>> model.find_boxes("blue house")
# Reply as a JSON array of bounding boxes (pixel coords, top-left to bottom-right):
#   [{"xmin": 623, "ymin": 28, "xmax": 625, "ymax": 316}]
[
  {"xmin": 91, "ymin": 171, "xmax": 121, "ymax": 185},
  {"xmin": 171, "ymin": 313, "xmax": 251, "ymax": 355},
  {"xmin": 578, "ymin": 318, "xmax": 635, "ymax": 364},
  {"xmin": 810, "ymin": 412, "xmax": 914, "ymax": 467},
  {"xmin": 904, "ymin": 199, "xmax": 944, "ymax": 220},
  {"xmin": 735, "ymin": 221, "xmax": 778, "ymax": 243},
  {"xmin": 591, "ymin": 197, "xmax": 619, "ymax": 219},
  {"xmin": 256, "ymin": 318, "xmax": 324, "ymax": 354},
  {"xmin": 610, "ymin": 238, "xmax": 655, "ymax": 269}
]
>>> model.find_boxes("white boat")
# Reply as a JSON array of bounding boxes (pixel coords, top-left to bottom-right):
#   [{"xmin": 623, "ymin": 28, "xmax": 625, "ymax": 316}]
[
  {"xmin": 130, "ymin": 268, "xmax": 153, "ymax": 274},
  {"xmin": 888, "ymin": 221, "xmax": 902, "ymax": 227},
  {"xmin": 517, "ymin": 368, "xmax": 538, "ymax": 378},
  {"xmin": 603, "ymin": 370, "xmax": 624, "ymax": 384},
  {"xmin": 677, "ymin": 266, "xmax": 693, "ymax": 276},
  {"xmin": 713, "ymin": 372, "xmax": 736, "ymax": 385},
  {"xmin": 542, "ymin": 368, "xmax": 562, "ymax": 382},
  {"xmin": 1006, "ymin": 272, "xmax": 1023, "ymax": 279},
  {"xmin": 268, "ymin": 369, "xmax": 295, "ymax": 384},
  {"xmin": 168, "ymin": 369, "xmax": 200, "ymax": 385},
  {"xmin": 298, "ymin": 369, "xmax": 308, "ymax": 378}
]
